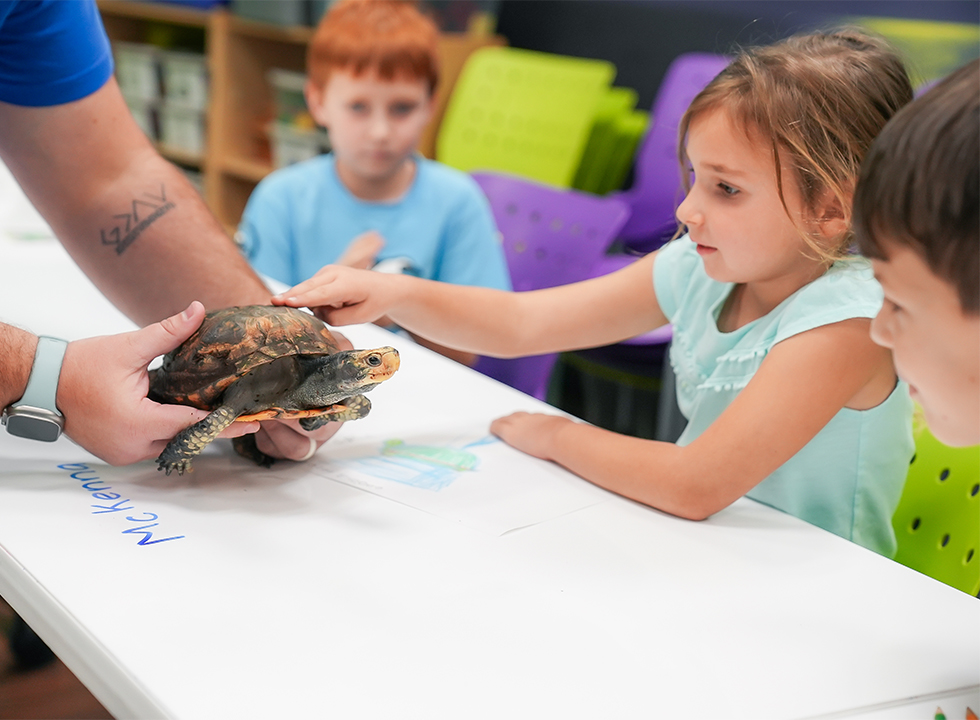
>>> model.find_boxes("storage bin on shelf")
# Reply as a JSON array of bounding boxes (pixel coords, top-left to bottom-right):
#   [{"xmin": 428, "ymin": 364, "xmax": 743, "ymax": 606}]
[
  {"xmin": 159, "ymin": 102, "xmax": 207, "ymax": 156},
  {"xmin": 267, "ymin": 122, "xmax": 330, "ymax": 169},
  {"xmin": 230, "ymin": 0, "xmax": 313, "ymax": 26},
  {"xmin": 267, "ymin": 68, "xmax": 315, "ymax": 128},
  {"xmin": 159, "ymin": 50, "xmax": 209, "ymax": 111},
  {"xmin": 113, "ymin": 41, "xmax": 161, "ymax": 102},
  {"xmin": 265, "ymin": 68, "xmax": 327, "ymax": 168}
]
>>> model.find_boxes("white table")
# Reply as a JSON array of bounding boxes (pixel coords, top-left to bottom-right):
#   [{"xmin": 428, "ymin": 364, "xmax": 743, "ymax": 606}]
[{"xmin": 0, "ymin": 234, "xmax": 977, "ymax": 720}]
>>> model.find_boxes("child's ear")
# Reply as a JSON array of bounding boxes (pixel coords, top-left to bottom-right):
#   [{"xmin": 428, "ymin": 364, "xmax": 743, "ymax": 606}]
[
  {"xmin": 812, "ymin": 187, "xmax": 849, "ymax": 240},
  {"xmin": 305, "ymin": 79, "xmax": 329, "ymax": 128}
]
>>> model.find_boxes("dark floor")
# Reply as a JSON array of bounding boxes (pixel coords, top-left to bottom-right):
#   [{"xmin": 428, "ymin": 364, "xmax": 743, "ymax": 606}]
[{"xmin": 0, "ymin": 599, "xmax": 113, "ymax": 720}]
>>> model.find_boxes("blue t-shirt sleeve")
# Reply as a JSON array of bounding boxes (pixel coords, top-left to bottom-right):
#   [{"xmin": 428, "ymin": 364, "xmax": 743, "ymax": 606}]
[
  {"xmin": 0, "ymin": 0, "xmax": 113, "ymax": 107},
  {"xmin": 434, "ymin": 177, "xmax": 511, "ymax": 291},
  {"xmin": 239, "ymin": 176, "xmax": 297, "ymax": 286}
]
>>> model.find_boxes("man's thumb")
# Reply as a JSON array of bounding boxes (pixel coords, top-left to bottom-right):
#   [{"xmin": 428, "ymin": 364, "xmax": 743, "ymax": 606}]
[{"xmin": 131, "ymin": 301, "xmax": 206, "ymax": 364}]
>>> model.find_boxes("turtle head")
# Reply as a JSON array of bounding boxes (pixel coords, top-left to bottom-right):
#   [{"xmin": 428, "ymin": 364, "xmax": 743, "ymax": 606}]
[{"xmin": 300, "ymin": 346, "xmax": 400, "ymax": 405}]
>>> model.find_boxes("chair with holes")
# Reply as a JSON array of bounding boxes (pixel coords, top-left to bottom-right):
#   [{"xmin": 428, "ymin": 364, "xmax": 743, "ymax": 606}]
[
  {"xmin": 891, "ymin": 418, "xmax": 980, "ymax": 596},
  {"xmin": 470, "ymin": 172, "xmax": 630, "ymax": 401},
  {"xmin": 612, "ymin": 52, "xmax": 730, "ymax": 255},
  {"xmin": 437, "ymin": 47, "xmax": 616, "ymax": 188}
]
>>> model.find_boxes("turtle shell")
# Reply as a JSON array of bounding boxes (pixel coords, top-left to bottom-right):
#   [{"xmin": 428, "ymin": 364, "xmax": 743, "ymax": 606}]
[{"xmin": 150, "ymin": 305, "xmax": 340, "ymax": 410}]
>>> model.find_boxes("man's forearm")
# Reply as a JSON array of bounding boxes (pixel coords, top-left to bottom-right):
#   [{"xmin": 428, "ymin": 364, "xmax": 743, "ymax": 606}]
[
  {"xmin": 57, "ymin": 152, "xmax": 272, "ymax": 325},
  {"xmin": 0, "ymin": 79, "xmax": 271, "ymax": 326}
]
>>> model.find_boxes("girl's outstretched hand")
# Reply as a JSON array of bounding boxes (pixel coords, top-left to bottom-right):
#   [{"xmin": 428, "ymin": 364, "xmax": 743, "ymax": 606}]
[
  {"xmin": 271, "ymin": 264, "xmax": 396, "ymax": 327},
  {"xmin": 57, "ymin": 301, "xmax": 259, "ymax": 466},
  {"xmin": 489, "ymin": 411, "xmax": 573, "ymax": 461}
]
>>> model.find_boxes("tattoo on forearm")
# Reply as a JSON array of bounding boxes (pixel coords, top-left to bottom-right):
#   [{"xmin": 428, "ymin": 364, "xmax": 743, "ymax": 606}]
[{"xmin": 100, "ymin": 185, "xmax": 176, "ymax": 255}]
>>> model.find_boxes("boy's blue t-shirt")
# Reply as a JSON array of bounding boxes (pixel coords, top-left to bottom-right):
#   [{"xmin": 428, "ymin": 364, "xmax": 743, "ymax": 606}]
[
  {"xmin": 654, "ymin": 236, "xmax": 914, "ymax": 557},
  {"xmin": 0, "ymin": 0, "xmax": 113, "ymax": 106},
  {"xmin": 240, "ymin": 154, "xmax": 511, "ymax": 292}
]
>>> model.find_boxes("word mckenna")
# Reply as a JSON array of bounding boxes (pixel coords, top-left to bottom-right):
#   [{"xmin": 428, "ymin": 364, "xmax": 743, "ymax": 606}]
[{"xmin": 59, "ymin": 463, "xmax": 186, "ymax": 546}]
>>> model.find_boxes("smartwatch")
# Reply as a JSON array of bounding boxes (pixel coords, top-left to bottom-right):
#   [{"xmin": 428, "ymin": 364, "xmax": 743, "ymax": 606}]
[{"xmin": 2, "ymin": 336, "xmax": 69, "ymax": 442}]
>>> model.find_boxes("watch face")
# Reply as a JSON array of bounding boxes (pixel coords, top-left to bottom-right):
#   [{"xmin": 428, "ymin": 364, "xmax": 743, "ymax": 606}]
[{"xmin": 4, "ymin": 410, "xmax": 63, "ymax": 442}]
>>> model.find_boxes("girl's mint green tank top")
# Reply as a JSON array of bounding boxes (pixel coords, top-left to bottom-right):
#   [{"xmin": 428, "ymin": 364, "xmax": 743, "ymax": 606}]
[{"xmin": 654, "ymin": 237, "xmax": 913, "ymax": 556}]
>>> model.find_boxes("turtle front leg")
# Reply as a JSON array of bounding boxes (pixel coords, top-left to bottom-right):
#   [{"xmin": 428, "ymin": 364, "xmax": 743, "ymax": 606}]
[
  {"xmin": 299, "ymin": 395, "xmax": 372, "ymax": 431},
  {"xmin": 158, "ymin": 405, "xmax": 240, "ymax": 475}
]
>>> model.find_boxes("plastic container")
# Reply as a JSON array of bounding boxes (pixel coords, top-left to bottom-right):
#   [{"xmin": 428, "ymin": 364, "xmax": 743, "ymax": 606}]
[
  {"xmin": 267, "ymin": 121, "xmax": 329, "ymax": 168},
  {"xmin": 160, "ymin": 50, "xmax": 209, "ymax": 110},
  {"xmin": 156, "ymin": 0, "xmax": 228, "ymax": 8},
  {"xmin": 267, "ymin": 68, "xmax": 315, "ymax": 128},
  {"xmin": 230, "ymin": 0, "xmax": 309, "ymax": 26},
  {"xmin": 113, "ymin": 41, "xmax": 160, "ymax": 102},
  {"xmin": 159, "ymin": 103, "xmax": 206, "ymax": 155}
]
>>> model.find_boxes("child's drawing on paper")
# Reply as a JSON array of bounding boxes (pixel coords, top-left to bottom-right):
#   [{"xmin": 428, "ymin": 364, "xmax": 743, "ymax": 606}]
[{"xmin": 348, "ymin": 436, "xmax": 497, "ymax": 491}]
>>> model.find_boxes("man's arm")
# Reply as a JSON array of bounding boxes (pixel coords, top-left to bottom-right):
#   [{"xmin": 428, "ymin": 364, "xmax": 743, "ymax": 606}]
[
  {"xmin": 0, "ymin": 78, "xmax": 271, "ymax": 325},
  {"xmin": 0, "ymin": 79, "xmax": 341, "ymax": 461}
]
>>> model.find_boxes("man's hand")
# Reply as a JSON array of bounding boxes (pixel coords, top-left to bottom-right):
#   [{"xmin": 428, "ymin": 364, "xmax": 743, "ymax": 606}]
[{"xmin": 57, "ymin": 302, "xmax": 259, "ymax": 466}]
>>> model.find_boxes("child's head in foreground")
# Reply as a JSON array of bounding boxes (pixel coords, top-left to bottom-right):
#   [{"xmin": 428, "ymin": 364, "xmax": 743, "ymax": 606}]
[
  {"xmin": 853, "ymin": 60, "xmax": 980, "ymax": 447},
  {"xmin": 304, "ymin": 0, "xmax": 439, "ymax": 186},
  {"xmin": 676, "ymin": 31, "xmax": 912, "ymax": 274}
]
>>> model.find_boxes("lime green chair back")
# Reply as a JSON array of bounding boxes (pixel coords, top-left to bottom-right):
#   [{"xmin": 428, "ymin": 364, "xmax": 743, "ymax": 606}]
[
  {"xmin": 598, "ymin": 109, "xmax": 649, "ymax": 195},
  {"xmin": 437, "ymin": 47, "xmax": 616, "ymax": 187},
  {"xmin": 892, "ymin": 420, "xmax": 980, "ymax": 596},
  {"xmin": 572, "ymin": 87, "xmax": 639, "ymax": 194},
  {"xmin": 854, "ymin": 17, "xmax": 980, "ymax": 85}
]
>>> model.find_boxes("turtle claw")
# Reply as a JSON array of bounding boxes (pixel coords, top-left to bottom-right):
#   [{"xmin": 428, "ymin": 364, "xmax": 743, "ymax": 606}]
[{"xmin": 157, "ymin": 457, "xmax": 193, "ymax": 476}]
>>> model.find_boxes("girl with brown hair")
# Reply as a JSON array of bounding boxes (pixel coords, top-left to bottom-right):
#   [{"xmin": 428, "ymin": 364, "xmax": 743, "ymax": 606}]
[{"xmin": 273, "ymin": 31, "xmax": 916, "ymax": 556}]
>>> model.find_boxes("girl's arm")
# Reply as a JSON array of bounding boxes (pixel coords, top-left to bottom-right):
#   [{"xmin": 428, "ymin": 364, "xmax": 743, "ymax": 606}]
[
  {"xmin": 491, "ymin": 317, "xmax": 896, "ymax": 520},
  {"xmin": 275, "ymin": 252, "xmax": 668, "ymax": 357}
]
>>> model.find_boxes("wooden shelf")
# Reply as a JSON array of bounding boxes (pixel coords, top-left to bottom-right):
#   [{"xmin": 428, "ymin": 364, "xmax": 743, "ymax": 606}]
[
  {"xmin": 221, "ymin": 155, "xmax": 272, "ymax": 183},
  {"xmin": 98, "ymin": 0, "xmax": 209, "ymax": 28},
  {"xmin": 157, "ymin": 144, "xmax": 205, "ymax": 168},
  {"xmin": 228, "ymin": 16, "xmax": 315, "ymax": 45}
]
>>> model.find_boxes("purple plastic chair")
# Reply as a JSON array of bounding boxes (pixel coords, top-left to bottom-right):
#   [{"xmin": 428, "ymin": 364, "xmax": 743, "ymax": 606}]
[
  {"xmin": 471, "ymin": 172, "xmax": 630, "ymax": 401},
  {"xmin": 614, "ymin": 52, "xmax": 730, "ymax": 255}
]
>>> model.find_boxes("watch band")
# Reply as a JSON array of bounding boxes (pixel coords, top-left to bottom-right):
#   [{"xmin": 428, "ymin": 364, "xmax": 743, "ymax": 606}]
[{"xmin": 19, "ymin": 336, "xmax": 69, "ymax": 413}]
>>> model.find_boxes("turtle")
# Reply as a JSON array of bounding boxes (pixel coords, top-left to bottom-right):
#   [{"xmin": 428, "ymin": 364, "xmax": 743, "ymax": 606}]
[{"xmin": 148, "ymin": 305, "xmax": 400, "ymax": 475}]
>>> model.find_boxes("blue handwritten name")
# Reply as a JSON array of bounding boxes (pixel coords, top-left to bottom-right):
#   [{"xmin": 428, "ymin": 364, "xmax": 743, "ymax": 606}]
[{"xmin": 59, "ymin": 463, "xmax": 186, "ymax": 546}]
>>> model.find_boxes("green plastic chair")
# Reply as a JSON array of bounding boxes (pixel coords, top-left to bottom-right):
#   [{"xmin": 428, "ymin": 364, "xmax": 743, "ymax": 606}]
[
  {"xmin": 854, "ymin": 17, "xmax": 980, "ymax": 86},
  {"xmin": 436, "ymin": 47, "xmax": 615, "ymax": 187},
  {"xmin": 572, "ymin": 87, "xmax": 638, "ymax": 194},
  {"xmin": 598, "ymin": 109, "xmax": 649, "ymax": 195},
  {"xmin": 892, "ymin": 419, "xmax": 980, "ymax": 596}
]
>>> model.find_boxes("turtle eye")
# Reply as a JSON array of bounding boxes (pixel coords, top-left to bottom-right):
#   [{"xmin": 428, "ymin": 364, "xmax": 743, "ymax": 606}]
[{"xmin": 366, "ymin": 354, "xmax": 382, "ymax": 367}]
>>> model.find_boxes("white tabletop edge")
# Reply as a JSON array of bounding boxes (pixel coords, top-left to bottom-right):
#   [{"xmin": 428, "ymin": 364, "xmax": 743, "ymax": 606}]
[{"xmin": 0, "ymin": 545, "xmax": 171, "ymax": 719}]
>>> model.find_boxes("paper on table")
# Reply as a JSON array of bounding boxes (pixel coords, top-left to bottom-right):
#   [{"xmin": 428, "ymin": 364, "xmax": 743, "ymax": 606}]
[{"xmin": 301, "ymin": 428, "xmax": 609, "ymax": 535}]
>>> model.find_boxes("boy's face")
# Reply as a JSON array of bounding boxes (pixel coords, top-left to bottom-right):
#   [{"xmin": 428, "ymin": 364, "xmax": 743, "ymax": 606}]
[
  {"xmin": 870, "ymin": 241, "xmax": 980, "ymax": 446},
  {"xmin": 307, "ymin": 67, "xmax": 432, "ymax": 187}
]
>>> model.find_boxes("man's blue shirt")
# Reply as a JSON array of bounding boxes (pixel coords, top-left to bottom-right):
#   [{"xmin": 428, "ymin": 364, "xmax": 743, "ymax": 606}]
[{"xmin": 0, "ymin": 0, "xmax": 113, "ymax": 106}]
